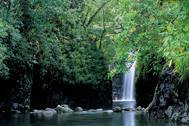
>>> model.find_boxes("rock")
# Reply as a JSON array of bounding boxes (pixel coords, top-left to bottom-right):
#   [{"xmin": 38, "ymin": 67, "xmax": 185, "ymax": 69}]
[
  {"xmin": 74, "ymin": 107, "xmax": 83, "ymax": 112},
  {"xmin": 87, "ymin": 109, "xmax": 103, "ymax": 113},
  {"xmin": 165, "ymin": 106, "xmax": 173, "ymax": 118},
  {"xmin": 171, "ymin": 111, "xmax": 180, "ymax": 121},
  {"xmin": 136, "ymin": 106, "xmax": 142, "ymax": 111},
  {"xmin": 73, "ymin": 110, "xmax": 88, "ymax": 114},
  {"xmin": 102, "ymin": 110, "xmax": 113, "ymax": 115},
  {"xmin": 11, "ymin": 110, "xmax": 21, "ymax": 114},
  {"xmin": 45, "ymin": 108, "xmax": 52, "ymax": 111},
  {"xmin": 113, "ymin": 106, "xmax": 122, "ymax": 112},
  {"xmin": 80, "ymin": 111, "xmax": 88, "ymax": 114},
  {"xmin": 96, "ymin": 109, "xmax": 103, "ymax": 112},
  {"xmin": 12, "ymin": 103, "xmax": 19, "ymax": 110},
  {"xmin": 33, "ymin": 109, "xmax": 40, "ymax": 112},
  {"xmin": 88, "ymin": 109, "xmax": 96, "ymax": 112},
  {"xmin": 30, "ymin": 108, "xmax": 57, "ymax": 118},
  {"xmin": 42, "ymin": 109, "xmax": 57, "ymax": 117},
  {"xmin": 45, "ymin": 108, "xmax": 57, "ymax": 114},
  {"xmin": 55, "ymin": 105, "xmax": 73, "ymax": 114},
  {"xmin": 181, "ymin": 117, "xmax": 189, "ymax": 124}
]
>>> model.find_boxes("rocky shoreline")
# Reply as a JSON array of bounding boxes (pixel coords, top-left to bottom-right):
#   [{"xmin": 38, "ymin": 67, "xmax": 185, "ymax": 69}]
[
  {"xmin": 2, "ymin": 103, "xmax": 189, "ymax": 124},
  {"xmin": 0, "ymin": 103, "xmax": 147, "ymax": 115},
  {"xmin": 29, "ymin": 104, "xmax": 115, "ymax": 118},
  {"xmin": 4, "ymin": 102, "xmax": 189, "ymax": 125},
  {"xmin": 30, "ymin": 105, "xmax": 147, "ymax": 116}
]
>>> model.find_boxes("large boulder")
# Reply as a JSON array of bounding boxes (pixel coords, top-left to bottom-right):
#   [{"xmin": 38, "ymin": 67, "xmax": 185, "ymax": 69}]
[
  {"xmin": 55, "ymin": 105, "xmax": 73, "ymax": 114},
  {"xmin": 136, "ymin": 106, "xmax": 142, "ymax": 111},
  {"xmin": 74, "ymin": 107, "xmax": 83, "ymax": 112},
  {"xmin": 113, "ymin": 106, "xmax": 122, "ymax": 112}
]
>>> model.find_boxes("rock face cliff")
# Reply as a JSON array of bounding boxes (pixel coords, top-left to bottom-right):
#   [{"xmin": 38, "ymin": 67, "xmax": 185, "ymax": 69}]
[
  {"xmin": 112, "ymin": 74, "xmax": 124, "ymax": 100},
  {"xmin": 0, "ymin": 73, "xmax": 32, "ymax": 113},
  {"xmin": 146, "ymin": 67, "xmax": 189, "ymax": 123}
]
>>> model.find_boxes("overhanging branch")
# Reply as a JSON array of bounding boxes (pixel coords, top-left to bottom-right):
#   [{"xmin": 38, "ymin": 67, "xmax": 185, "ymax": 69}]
[{"xmin": 85, "ymin": 0, "xmax": 110, "ymax": 27}]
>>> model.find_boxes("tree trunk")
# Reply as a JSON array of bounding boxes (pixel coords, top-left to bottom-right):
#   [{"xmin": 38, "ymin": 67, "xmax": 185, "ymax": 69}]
[{"xmin": 145, "ymin": 84, "xmax": 159, "ymax": 112}]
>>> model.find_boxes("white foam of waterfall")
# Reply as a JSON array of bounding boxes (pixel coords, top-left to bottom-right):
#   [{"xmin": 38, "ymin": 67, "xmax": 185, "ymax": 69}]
[{"xmin": 122, "ymin": 61, "xmax": 136, "ymax": 101}]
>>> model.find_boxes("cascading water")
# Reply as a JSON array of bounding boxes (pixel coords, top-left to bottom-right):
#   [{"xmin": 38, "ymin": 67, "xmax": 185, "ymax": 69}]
[
  {"xmin": 122, "ymin": 61, "xmax": 136, "ymax": 101},
  {"xmin": 113, "ymin": 61, "xmax": 136, "ymax": 109}
]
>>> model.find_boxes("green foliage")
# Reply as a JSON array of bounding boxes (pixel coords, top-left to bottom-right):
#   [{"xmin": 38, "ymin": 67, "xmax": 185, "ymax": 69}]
[
  {"xmin": 0, "ymin": 0, "xmax": 115, "ymax": 87},
  {"xmin": 2, "ymin": 0, "xmax": 188, "ymax": 86},
  {"xmin": 111, "ymin": 0, "xmax": 189, "ymax": 80}
]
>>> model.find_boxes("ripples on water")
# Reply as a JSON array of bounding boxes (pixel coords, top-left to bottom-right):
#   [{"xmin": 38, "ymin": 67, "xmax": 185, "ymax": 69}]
[{"xmin": 0, "ymin": 112, "xmax": 185, "ymax": 126}]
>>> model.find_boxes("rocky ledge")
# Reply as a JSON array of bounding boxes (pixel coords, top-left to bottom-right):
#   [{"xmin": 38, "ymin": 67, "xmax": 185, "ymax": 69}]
[
  {"xmin": 112, "ymin": 106, "xmax": 145, "ymax": 112},
  {"xmin": 30, "ymin": 104, "xmax": 113, "ymax": 118}
]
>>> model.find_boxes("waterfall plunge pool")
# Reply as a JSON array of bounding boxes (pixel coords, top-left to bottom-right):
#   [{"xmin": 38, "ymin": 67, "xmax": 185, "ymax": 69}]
[
  {"xmin": 0, "ymin": 112, "xmax": 184, "ymax": 126},
  {"xmin": 113, "ymin": 100, "xmax": 136, "ymax": 109}
]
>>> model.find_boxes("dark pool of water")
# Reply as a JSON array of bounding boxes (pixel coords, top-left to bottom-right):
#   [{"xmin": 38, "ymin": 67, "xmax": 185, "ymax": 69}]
[{"xmin": 0, "ymin": 112, "xmax": 186, "ymax": 126}]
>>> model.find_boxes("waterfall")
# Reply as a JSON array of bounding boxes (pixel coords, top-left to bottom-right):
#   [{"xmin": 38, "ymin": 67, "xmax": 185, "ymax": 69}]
[
  {"xmin": 122, "ymin": 61, "xmax": 136, "ymax": 101},
  {"xmin": 112, "ymin": 61, "xmax": 136, "ymax": 109}
]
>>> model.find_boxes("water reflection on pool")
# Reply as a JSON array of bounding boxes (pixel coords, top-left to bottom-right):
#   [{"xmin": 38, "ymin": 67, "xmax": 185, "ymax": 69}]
[
  {"xmin": 0, "ymin": 111, "xmax": 186, "ymax": 126},
  {"xmin": 123, "ymin": 111, "xmax": 135, "ymax": 126}
]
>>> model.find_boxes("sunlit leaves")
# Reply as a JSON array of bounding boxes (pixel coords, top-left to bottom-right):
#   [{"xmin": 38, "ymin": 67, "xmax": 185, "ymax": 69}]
[{"xmin": 111, "ymin": 0, "xmax": 189, "ymax": 80}]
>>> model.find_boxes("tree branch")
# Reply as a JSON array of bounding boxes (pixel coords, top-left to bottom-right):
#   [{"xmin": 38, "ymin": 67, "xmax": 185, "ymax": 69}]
[
  {"xmin": 145, "ymin": 84, "xmax": 159, "ymax": 112},
  {"xmin": 99, "ymin": 10, "xmax": 106, "ymax": 49},
  {"xmin": 85, "ymin": 1, "xmax": 110, "ymax": 27}
]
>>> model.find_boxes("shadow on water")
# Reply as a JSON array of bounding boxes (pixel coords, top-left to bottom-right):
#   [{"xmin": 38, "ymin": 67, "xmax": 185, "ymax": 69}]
[{"xmin": 0, "ymin": 112, "xmax": 187, "ymax": 126}]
